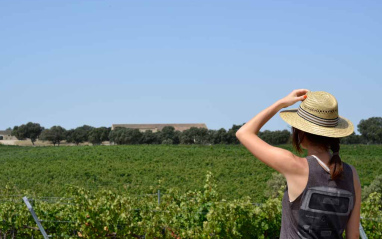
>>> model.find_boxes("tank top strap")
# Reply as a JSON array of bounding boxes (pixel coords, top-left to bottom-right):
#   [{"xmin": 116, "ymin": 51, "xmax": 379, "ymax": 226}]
[{"xmin": 305, "ymin": 155, "xmax": 332, "ymax": 188}]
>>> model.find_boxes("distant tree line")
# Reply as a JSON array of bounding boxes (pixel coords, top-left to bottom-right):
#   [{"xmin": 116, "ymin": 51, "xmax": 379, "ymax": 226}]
[
  {"xmin": 9, "ymin": 117, "xmax": 382, "ymax": 146},
  {"xmin": 11, "ymin": 124, "xmax": 111, "ymax": 146},
  {"xmin": 109, "ymin": 125, "xmax": 249, "ymax": 145}
]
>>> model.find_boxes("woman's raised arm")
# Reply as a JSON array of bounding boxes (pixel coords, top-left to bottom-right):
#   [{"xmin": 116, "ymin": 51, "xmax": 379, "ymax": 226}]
[{"xmin": 235, "ymin": 89, "xmax": 309, "ymax": 176}]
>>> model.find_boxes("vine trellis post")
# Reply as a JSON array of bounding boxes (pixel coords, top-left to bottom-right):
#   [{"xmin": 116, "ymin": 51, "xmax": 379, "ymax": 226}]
[
  {"xmin": 359, "ymin": 221, "xmax": 368, "ymax": 239},
  {"xmin": 22, "ymin": 196, "xmax": 50, "ymax": 239}
]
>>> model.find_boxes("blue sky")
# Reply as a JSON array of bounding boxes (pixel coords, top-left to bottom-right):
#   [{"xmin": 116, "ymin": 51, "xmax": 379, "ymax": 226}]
[{"xmin": 1, "ymin": 0, "xmax": 381, "ymax": 133}]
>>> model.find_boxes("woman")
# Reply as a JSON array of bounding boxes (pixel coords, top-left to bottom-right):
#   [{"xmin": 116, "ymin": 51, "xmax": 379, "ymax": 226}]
[{"xmin": 236, "ymin": 89, "xmax": 361, "ymax": 238}]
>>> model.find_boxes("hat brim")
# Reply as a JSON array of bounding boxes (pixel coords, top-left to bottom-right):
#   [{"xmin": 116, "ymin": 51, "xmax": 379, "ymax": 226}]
[{"xmin": 279, "ymin": 109, "xmax": 354, "ymax": 138}]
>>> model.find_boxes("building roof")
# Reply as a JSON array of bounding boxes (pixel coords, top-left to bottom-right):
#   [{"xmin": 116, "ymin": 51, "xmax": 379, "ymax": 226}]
[
  {"xmin": 111, "ymin": 123, "xmax": 207, "ymax": 131},
  {"xmin": 0, "ymin": 130, "xmax": 12, "ymax": 135}
]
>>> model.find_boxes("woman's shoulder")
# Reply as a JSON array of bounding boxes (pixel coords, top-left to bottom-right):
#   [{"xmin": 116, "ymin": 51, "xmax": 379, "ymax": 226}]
[{"xmin": 291, "ymin": 154, "xmax": 310, "ymax": 170}]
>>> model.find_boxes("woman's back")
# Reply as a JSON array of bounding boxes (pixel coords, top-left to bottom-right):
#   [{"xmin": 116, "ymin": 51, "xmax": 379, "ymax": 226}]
[
  {"xmin": 280, "ymin": 155, "xmax": 355, "ymax": 239},
  {"xmin": 236, "ymin": 90, "xmax": 361, "ymax": 238}
]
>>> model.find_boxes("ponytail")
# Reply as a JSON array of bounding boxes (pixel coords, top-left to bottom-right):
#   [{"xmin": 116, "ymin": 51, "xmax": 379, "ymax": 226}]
[{"xmin": 329, "ymin": 138, "xmax": 343, "ymax": 180}]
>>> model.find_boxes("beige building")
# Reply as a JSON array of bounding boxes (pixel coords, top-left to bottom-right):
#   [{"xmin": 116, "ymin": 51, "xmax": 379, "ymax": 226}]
[
  {"xmin": 0, "ymin": 130, "xmax": 16, "ymax": 140},
  {"xmin": 111, "ymin": 123, "xmax": 208, "ymax": 132}
]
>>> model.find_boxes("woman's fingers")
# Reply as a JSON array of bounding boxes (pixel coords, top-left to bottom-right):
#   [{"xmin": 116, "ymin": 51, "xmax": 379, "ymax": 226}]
[
  {"xmin": 282, "ymin": 89, "xmax": 309, "ymax": 107},
  {"xmin": 299, "ymin": 95, "xmax": 307, "ymax": 101},
  {"xmin": 294, "ymin": 89, "xmax": 309, "ymax": 96}
]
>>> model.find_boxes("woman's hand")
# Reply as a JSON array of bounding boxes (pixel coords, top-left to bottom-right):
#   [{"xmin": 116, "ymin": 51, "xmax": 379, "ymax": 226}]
[{"xmin": 279, "ymin": 89, "xmax": 309, "ymax": 108}]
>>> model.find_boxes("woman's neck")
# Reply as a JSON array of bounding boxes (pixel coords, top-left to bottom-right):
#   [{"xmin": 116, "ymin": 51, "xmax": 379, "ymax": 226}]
[{"xmin": 307, "ymin": 147, "xmax": 331, "ymax": 164}]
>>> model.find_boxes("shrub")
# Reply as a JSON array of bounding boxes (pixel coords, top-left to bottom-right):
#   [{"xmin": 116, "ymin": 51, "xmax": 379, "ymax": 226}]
[
  {"xmin": 264, "ymin": 172, "xmax": 287, "ymax": 198},
  {"xmin": 363, "ymin": 175, "xmax": 382, "ymax": 201},
  {"xmin": 361, "ymin": 192, "xmax": 382, "ymax": 238}
]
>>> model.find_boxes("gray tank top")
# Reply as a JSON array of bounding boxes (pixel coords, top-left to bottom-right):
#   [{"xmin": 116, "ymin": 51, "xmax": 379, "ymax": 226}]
[{"xmin": 280, "ymin": 155, "xmax": 355, "ymax": 239}]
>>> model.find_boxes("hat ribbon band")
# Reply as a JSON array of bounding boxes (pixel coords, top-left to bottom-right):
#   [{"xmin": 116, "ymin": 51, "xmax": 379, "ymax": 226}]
[{"xmin": 297, "ymin": 106, "xmax": 339, "ymax": 127}]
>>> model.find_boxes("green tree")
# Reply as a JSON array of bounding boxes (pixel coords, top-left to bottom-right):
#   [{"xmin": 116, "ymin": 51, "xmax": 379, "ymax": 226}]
[
  {"xmin": 109, "ymin": 127, "xmax": 126, "ymax": 144},
  {"xmin": 258, "ymin": 129, "xmax": 290, "ymax": 145},
  {"xmin": 212, "ymin": 128, "xmax": 229, "ymax": 144},
  {"xmin": 159, "ymin": 126, "xmax": 180, "ymax": 144},
  {"xmin": 12, "ymin": 125, "xmax": 27, "ymax": 140},
  {"xmin": 67, "ymin": 127, "xmax": 87, "ymax": 145},
  {"xmin": 180, "ymin": 127, "xmax": 209, "ymax": 144},
  {"xmin": 162, "ymin": 139, "xmax": 173, "ymax": 144},
  {"xmin": 196, "ymin": 128, "xmax": 209, "ymax": 144},
  {"xmin": 109, "ymin": 128, "xmax": 142, "ymax": 145},
  {"xmin": 180, "ymin": 127, "xmax": 196, "ymax": 144},
  {"xmin": 78, "ymin": 125, "xmax": 94, "ymax": 141},
  {"xmin": 173, "ymin": 130, "xmax": 181, "ymax": 144},
  {"xmin": 205, "ymin": 129, "xmax": 217, "ymax": 144},
  {"xmin": 341, "ymin": 132, "xmax": 364, "ymax": 144},
  {"xmin": 40, "ymin": 126, "xmax": 66, "ymax": 146},
  {"xmin": 227, "ymin": 124, "xmax": 243, "ymax": 144},
  {"xmin": 140, "ymin": 130, "xmax": 160, "ymax": 144},
  {"xmin": 180, "ymin": 129, "xmax": 194, "ymax": 144},
  {"xmin": 88, "ymin": 127, "xmax": 110, "ymax": 145},
  {"xmin": 358, "ymin": 117, "xmax": 382, "ymax": 144},
  {"xmin": 12, "ymin": 122, "xmax": 44, "ymax": 145},
  {"xmin": 127, "ymin": 128, "xmax": 143, "ymax": 144}
]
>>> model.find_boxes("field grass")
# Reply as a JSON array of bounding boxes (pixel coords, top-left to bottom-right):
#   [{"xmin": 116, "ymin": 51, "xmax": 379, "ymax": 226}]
[{"xmin": 0, "ymin": 144, "xmax": 381, "ymax": 202}]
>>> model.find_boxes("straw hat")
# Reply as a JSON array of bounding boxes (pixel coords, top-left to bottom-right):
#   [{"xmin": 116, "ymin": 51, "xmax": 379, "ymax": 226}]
[{"xmin": 279, "ymin": 91, "xmax": 354, "ymax": 138}]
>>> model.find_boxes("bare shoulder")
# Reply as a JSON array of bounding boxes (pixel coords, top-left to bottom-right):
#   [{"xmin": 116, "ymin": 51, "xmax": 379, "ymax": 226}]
[
  {"xmin": 293, "ymin": 154, "xmax": 309, "ymax": 167},
  {"xmin": 286, "ymin": 153, "xmax": 309, "ymax": 175}
]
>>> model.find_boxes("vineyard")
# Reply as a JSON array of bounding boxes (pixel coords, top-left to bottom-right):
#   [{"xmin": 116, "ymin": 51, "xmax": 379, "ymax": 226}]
[
  {"xmin": 1, "ymin": 173, "xmax": 381, "ymax": 238},
  {"xmin": 0, "ymin": 144, "xmax": 381, "ymax": 238},
  {"xmin": 0, "ymin": 144, "xmax": 381, "ymax": 201}
]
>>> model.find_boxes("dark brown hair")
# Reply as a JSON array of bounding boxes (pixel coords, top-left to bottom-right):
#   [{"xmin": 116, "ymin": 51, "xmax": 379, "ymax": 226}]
[{"xmin": 292, "ymin": 126, "xmax": 343, "ymax": 180}]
